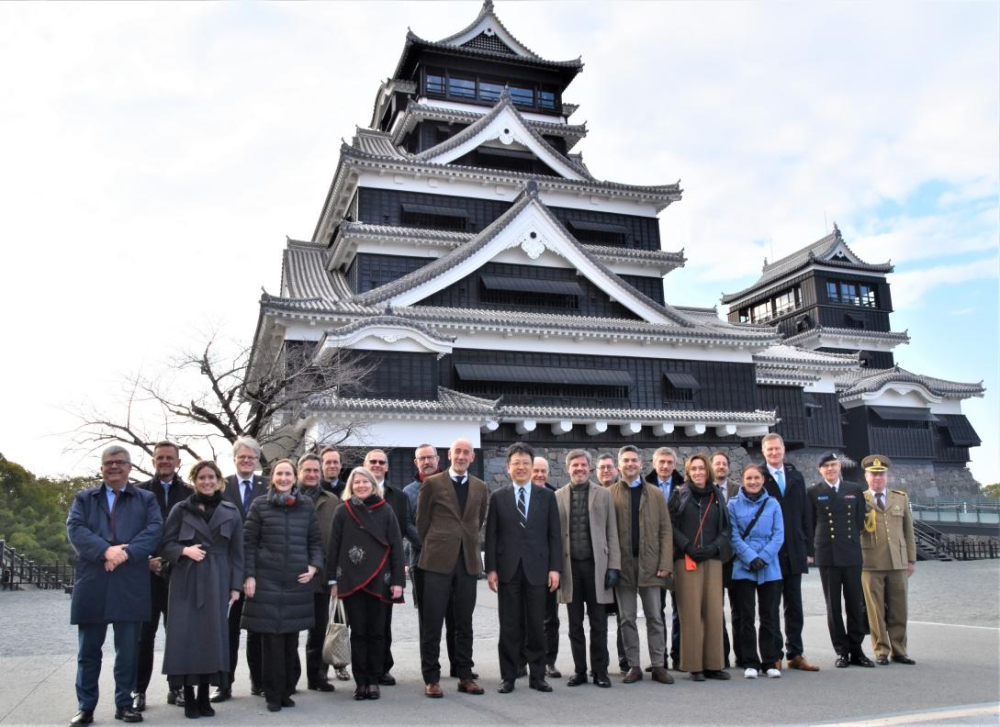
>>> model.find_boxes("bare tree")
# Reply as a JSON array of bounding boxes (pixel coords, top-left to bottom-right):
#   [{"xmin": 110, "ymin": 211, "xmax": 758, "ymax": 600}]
[{"xmin": 69, "ymin": 334, "xmax": 375, "ymax": 475}]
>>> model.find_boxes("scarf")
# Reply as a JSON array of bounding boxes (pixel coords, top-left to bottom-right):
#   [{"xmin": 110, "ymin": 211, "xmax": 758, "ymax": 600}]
[
  {"xmin": 741, "ymin": 487, "xmax": 764, "ymax": 502},
  {"xmin": 192, "ymin": 490, "xmax": 223, "ymax": 521},
  {"xmin": 268, "ymin": 485, "xmax": 300, "ymax": 508}
]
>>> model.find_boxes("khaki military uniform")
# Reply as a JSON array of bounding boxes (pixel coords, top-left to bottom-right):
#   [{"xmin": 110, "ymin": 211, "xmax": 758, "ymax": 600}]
[{"xmin": 860, "ymin": 489, "xmax": 916, "ymax": 659}]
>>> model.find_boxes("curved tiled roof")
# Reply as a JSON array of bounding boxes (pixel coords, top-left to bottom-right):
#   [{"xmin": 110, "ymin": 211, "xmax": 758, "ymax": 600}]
[
  {"xmin": 309, "ymin": 386, "xmax": 499, "ymax": 417},
  {"xmin": 721, "ymin": 226, "xmax": 893, "ymax": 304},
  {"xmin": 753, "ymin": 344, "xmax": 859, "ymax": 368},
  {"xmin": 837, "ymin": 365, "xmax": 985, "ymax": 401},
  {"xmin": 391, "ymin": 100, "xmax": 588, "ymax": 150},
  {"xmin": 349, "ymin": 186, "xmax": 696, "ymax": 327},
  {"xmin": 412, "ymin": 92, "xmax": 592, "ymax": 179},
  {"xmin": 324, "ymin": 314, "xmax": 457, "ymax": 345},
  {"xmin": 496, "ymin": 404, "xmax": 777, "ymax": 425},
  {"xmin": 782, "ymin": 326, "xmax": 910, "ymax": 347},
  {"xmin": 282, "ymin": 241, "xmax": 343, "ymax": 302}
]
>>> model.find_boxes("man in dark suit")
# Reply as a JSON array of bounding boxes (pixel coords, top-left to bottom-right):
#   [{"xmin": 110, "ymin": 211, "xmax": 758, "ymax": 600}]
[
  {"xmin": 808, "ymin": 452, "xmax": 874, "ymax": 668},
  {"xmin": 215, "ymin": 436, "xmax": 268, "ymax": 701},
  {"xmin": 761, "ymin": 433, "xmax": 819, "ymax": 672},
  {"xmin": 133, "ymin": 441, "xmax": 193, "ymax": 711},
  {"xmin": 417, "ymin": 438, "xmax": 489, "ymax": 698},
  {"xmin": 486, "ymin": 443, "xmax": 562, "ymax": 694},
  {"xmin": 67, "ymin": 445, "xmax": 162, "ymax": 726}
]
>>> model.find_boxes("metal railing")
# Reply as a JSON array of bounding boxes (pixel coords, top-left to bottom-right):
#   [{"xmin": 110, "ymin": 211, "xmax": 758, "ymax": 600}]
[
  {"xmin": 0, "ymin": 540, "xmax": 75, "ymax": 591},
  {"xmin": 940, "ymin": 538, "xmax": 1000, "ymax": 560},
  {"xmin": 911, "ymin": 501, "xmax": 1000, "ymax": 526}
]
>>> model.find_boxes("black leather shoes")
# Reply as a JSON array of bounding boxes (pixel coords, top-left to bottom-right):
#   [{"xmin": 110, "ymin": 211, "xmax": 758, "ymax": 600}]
[
  {"xmin": 836, "ymin": 654, "xmax": 850, "ymax": 668},
  {"xmin": 516, "ymin": 665, "xmax": 528, "ymax": 678},
  {"xmin": 529, "ymin": 678, "xmax": 553, "ymax": 692},
  {"xmin": 131, "ymin": 692, "xmax": 146, "ymax": 712},
  {"xmin": 567, "ymin": 673, "xmax": 588, "ymax": 687},
  {"xmin": 875, "ymin": 655, "xmax": 890, "ymax": 665},
  {"xmin": 704, "ymin": 670, "xmax": 731, "ymax": 680},
  {"xmin": 69, "ymin": 711, "xmax": 94, "ymax": 726},
  {"xmin": 308, "ymin": 680, "xmax": 335, "ymax": 692},
  {"xmin": 593, "ymin": 673, "xmax": 612, "ymax": 688},
  {"xmin": 690, "ymin": 671, "xmax": 706, "ymax": 682},
  {"xmin": 209, "ymin": 687, "xmax": 231, "ymax": 702},
  {"xmin": 280, "ymin": 697, "xmax": 295, "ymax": 707},
  {"xmin": 498, "ymin": 680, "xmax": 515, "ymax": 694},
  {"xmin": 545, "ymin": 664, "xmax": 561, "ymax": 679},
  {"xmin": 378, "ymin": 673, "xmax": 396, "ymax": 686},
  {"xmin": 851, "ymin": 654, "xmax": 876, "ymax": 668},
  {"xmin": 250, "ymin": 684, "xmax": 264, "ymax": 697},
  {"xmin": 114, "ymin": 706, "xmax": 143, "ymax": 723},
  {"xmin": 891, "ymin": 655, "xmax": 916, "ymax": 665},
  {"xmin": 168, "ymin": 689, "xmax": 185, "ymax": 707},
  {"xmin": 367, "ymin": 685, "xmax": 381, "ymax": 700}
]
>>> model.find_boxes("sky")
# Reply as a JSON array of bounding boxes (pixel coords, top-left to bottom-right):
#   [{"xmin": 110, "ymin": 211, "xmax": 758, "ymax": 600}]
[{"xmin": 1, "ymin": 1, "xmax": 997, "ymax": 484}]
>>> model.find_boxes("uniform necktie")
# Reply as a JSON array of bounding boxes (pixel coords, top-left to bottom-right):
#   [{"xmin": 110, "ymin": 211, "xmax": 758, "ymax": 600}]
[
  {"xmin": 517, "ymin": 486, "xmax": 527, "ymax": 528},
  {"xmin": 876, "ymin": 492, "xmax": 884, "ymax": 511},
  {"xmin": 242, "ymin": 480, "xmax": 252, "ymax": 511},
  {"xmin": 775, "ymin": 468, "xmax": 786, "ymax": 496}
]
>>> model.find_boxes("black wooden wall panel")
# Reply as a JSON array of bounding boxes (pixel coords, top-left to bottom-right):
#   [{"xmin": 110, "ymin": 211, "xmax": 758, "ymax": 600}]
[
  {"xmin": 620, "ymin": 274, "xmax": 665, "ymax": 305},
  {"xmin": 757, "ymin": 385, "xmax": 808, "ymax": 445}
]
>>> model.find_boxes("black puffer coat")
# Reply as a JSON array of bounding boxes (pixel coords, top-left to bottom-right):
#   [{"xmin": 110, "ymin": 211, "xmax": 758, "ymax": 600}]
[{"xmin": 241, "ymin": 490, "xmax": 323, "ymax": 634}]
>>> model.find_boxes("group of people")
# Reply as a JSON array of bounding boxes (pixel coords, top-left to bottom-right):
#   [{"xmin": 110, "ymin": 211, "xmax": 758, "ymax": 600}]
[{"xmin": 66, "ymin": 432, "xmax": 917, "ymax": 724}]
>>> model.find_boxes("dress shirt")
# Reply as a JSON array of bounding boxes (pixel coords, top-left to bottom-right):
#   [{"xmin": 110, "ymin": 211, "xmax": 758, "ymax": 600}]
[
  {"xmin": 657, "ymin": 477, "xmax": 674, "ymax": 501},
  {"xmin": 716, "ymin": 480, "xmax": 729, "ymax": 504},
  {"xmin": 448, "ymin": 468, "xmax": 468, "ymax": 485},
  {"xmin": 628, "ymin": 478, "xmax": 642, "ymax": 489},
  {"xmin": 768, "ymin": 464, "xmax": 786, "ymax": 495},
  {"xmin": 104, "ymin": 483, "xmax": 120, "ymax": 512},
  {"xmin": 826, "ymin": 479, "xmax": 841, "ymax": 494}
]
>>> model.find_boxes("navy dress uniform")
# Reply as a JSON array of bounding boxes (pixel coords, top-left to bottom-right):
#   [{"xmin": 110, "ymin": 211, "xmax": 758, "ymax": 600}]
[
  {"xmin": 859, "ymin": 455, "xmax": 917, "ymax": 666},
  {"xmin": 807, "ymin": 453, "xmax": 872, "ymax": 666}
]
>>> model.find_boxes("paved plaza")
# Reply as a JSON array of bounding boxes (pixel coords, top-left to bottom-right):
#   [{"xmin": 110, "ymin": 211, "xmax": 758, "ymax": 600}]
[{"xmin": 2, "ymin": 560, "xmax": 997, "ymax": 726}]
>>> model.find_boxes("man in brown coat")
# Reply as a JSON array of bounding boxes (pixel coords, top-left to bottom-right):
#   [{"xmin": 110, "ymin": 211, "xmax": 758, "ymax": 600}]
[
  {"xmin": 555, "ymin": 450, "xmax": 621, "ymax": 688},
  {"xmin": 298, "ymin": 453, "xmax": 341, "ymax": 692},
  {"xmin": 610, "ymin": 445, "xmax": 674, "ymax": 685},
  {"xmin": 859, "ymin": 455, "xmax": 917, "ymax": 666},
  {"xmin": 417, "ymin": 438, "xmax": 489, "ymax": 697}
]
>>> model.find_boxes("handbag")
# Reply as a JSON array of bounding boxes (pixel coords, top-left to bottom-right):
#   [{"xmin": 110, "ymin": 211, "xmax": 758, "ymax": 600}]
[{"xmin": 322, "ymin": 597, "xmax": 351, "ymax": 668}]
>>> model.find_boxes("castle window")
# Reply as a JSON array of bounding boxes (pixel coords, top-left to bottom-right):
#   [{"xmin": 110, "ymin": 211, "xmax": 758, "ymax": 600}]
[
  {"xmin": 448, "ymin": 75, "xmax": 477, "ymax": 99},
  {"xmin": 840, "ymin": 282, "xmax": 859, "ymax": 306},
  {"xmin": 479, "ymin": 80, "xmax": 503, "ymax": 102},
  {"xmin": 426, "ymin": 73, "xmax": 445, "ymax": 96},
  {"xmin": 826, "ymin": 281, "xmax": 839, "ymax": 302},
  {"xmin": 663, "ymin": 371, "xmax": 701, "ymax": 403},
  {"xmin": 738, "ymin": 309, "xmax": 751, "ymax": 324},
  {"xmin": 538, "ymin": 90, "xmax": 556, "ymax": 110},
  {"xmin": 510, "ymin": 86, "xmax": 534, "ymax": 106},
  {"xmin": 400, "ymin": 203, "xmax": 469, "ymax": 231},
  {"xmin": 567, "ymin": 219, "xmax": 630, "ymax": 247},
  {"xmin": 859, "ymin": 284, "xmax": 877, "ymax": 307},
  {"xmin": 773, "ymin": 287, "xmax": 800, "ymax": 316},
  {"xmin": 750, "ymin": 300, "xmax": 772, "ymax": 323}
]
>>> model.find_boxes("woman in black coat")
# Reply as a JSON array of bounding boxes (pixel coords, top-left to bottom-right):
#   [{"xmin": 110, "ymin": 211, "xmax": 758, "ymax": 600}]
[
  {"xmin": 327, "ymin": 467, "xmax": 405, "ymax": 700},
  {"xmin": 669, "ymin": 453, "xmax": 733, "ymax": 682},
  {"xmin": 242, "ymin": 459, "xmax": 323, "ymax": 712},
  {"xmin": 160, "ymin": 460, "xmax": 244, "ymax": 719}
]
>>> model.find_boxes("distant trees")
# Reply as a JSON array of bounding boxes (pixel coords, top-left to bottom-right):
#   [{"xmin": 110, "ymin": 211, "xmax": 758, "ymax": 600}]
[
  {"xmin": 0, "ymin": 455, "xmax": 86, "ymax": 565},
  {"xmin": 982, "ymin": 483, "xmax": 1000, "ymax": 500}
]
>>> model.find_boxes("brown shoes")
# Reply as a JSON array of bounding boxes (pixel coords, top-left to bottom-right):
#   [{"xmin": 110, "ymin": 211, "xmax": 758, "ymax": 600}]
[
  {"xmin": 622, "ymin": 667, "xmax": 643, "ymax": 683},
  {"xmin": 457, "ymin": 678, "xmax": 484, "ymax": 695},
  {"xmin": 787, "ymin": 655, "xmax": 820, "ymax": 672},
  {"xmin": 425, "ymin": 683, "xmax": 443, "ymax": 698},
  {"xmin": 650, "ymin": 667, "xmax": 674, "ymax": 684}
]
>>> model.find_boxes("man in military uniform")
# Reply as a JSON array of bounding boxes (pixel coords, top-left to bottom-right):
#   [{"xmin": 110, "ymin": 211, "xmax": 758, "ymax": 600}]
[
  {"xmin": 807, "ymin": 453, "xmax": 874, "ymax": 668},
  {"xmin": 859, "ymin": 455, "xmax": 916, "ymax": 666}
]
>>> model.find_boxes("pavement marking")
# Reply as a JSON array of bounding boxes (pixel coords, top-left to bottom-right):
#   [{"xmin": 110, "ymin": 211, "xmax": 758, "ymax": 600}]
[
  {"xmin": 823, "ymin": 703, "xmax": 1000, "ymax": 726},
  {"xmin": 910, "ymin": 620, "xmax": 1000, "ymax": 631}
]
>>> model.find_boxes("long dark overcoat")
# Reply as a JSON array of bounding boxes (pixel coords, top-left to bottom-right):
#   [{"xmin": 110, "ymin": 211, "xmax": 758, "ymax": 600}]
[
  {"xmin": 67, "ymin": 484, "xmax": 163, "ymax": 624},
  {"xmin": 160, "ymin": 497, "xmax": 244, "ymax": 678},
  {"xmin": 241, "ymin": 493, "xmax": 323, "ymax": 634}
]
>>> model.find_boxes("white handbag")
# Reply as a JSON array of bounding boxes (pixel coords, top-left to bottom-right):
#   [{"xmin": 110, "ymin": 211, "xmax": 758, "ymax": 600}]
[{"xmin": 322, "ymin": 596, "xmax": 351, "ymax": 668}]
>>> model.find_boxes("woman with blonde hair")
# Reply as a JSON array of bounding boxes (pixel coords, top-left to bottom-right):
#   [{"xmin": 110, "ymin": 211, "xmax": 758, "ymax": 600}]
[
  {"xmin": 668, "ymin": 453, "xmax": 732, "ymax": 681},
  {"xmin": 326, "ymin": 467, "xmax": 405, "ymax": 700},
  {"xmin": 242, "ymin": 459, "xmax": 323, "ymax": 712},
  {"xmin": 160, "ymin": 460, "xmax": 244, "ymax": 718}
]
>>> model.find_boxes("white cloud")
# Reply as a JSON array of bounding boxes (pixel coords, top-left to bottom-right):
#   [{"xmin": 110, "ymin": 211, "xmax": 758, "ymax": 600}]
[{"xmin": 889, "ymin": 256, "xmax": 1000, "ymax": 309}]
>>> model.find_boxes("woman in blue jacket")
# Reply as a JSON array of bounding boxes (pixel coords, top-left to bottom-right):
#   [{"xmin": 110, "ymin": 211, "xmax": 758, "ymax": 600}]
[{"xmin": 728, "ymin": 465, "xmax": 784, "ymax": 679}]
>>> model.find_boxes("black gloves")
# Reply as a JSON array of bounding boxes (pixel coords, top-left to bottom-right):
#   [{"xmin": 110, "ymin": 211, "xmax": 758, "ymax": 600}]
[
  {"xmin": 604, "ymin": 568, "xmax": 620, "ymax": 590},
  {"xmin": 688, "ymin": 546, "xmax": 710, "ymax": 563},
  {"xmin": 749, "ymin": 557, "xmax": 766, "ymax": 572}
]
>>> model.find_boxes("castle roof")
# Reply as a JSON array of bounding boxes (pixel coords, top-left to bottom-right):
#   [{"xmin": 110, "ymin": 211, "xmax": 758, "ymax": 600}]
[
  {"xmin": 721, "ymin": 225, "xmax": 894, "ymax": 305},
  {"xmin": 836, "ymin": 365, "xmax": 985, "ymax": 403}
]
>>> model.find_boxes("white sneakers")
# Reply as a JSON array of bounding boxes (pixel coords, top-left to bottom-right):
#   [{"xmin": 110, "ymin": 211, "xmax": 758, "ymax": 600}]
[
  {"xmin": 765, "ymin": 668, "xmax": 782, "ymax": 678},
  {"xmin": 743, "ymin": 668, "xmax": 758, "ymax": 679}
]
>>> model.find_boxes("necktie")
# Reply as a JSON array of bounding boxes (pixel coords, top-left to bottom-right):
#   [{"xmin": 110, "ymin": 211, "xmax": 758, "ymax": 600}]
[
  {"xmin": 775, "ymin": 468, "xmax": 786, "ymax": 496},
  {"xmin": 517, "ymin": 487, "xmax": 527, "ymax": 528},
  {"xmin": 109, "ymin": 489, "xmax": 119, "ymax": 541},
  {"xmin": 876, "ymin": 492, "xmax": 884, "ymax": 511},
  {"xmin": 453, "ymin": 476, "xmax": 466, "ymax": 486},
  {"xmin": 242, "ymin": 480, "xmax": 252, "ymax": 511}
]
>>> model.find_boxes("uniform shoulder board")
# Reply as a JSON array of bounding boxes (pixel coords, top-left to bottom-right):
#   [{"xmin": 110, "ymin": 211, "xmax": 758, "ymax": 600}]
[{"xmin": 891, "ymin": 489, "xmax": 907, "ymax": 496}]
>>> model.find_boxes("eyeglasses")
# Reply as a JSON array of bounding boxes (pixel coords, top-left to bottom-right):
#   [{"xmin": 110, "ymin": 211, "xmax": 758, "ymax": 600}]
[
  {"xmin": 102, "ymin": 459, "xmax": 130, "ymax": 468},
  {"xmin": 416, "ymin": 455, "xmax": 439, "ymax": 461},
  {"xmin": 367, "ymin": 459, "xmax": 387, "ymax": 466}
]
